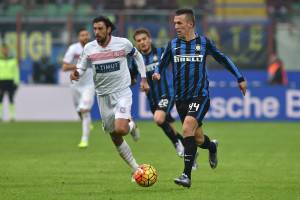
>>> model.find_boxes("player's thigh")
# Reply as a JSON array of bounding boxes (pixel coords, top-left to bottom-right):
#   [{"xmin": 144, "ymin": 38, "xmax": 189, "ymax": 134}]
[
  {"xmin": 186, "ymin": 96, "xmax": 210, "ymax": 127},
  {"xmin": 153, "ymin": 110, "xmax": 167, "ymax": 125},
  {"xmin": 182, "ymin": 116, "xmax": 199, "ymax": 137},
  {"xmin": 78, "ymin": 86, "xmax": 95, "ymax": 112}
]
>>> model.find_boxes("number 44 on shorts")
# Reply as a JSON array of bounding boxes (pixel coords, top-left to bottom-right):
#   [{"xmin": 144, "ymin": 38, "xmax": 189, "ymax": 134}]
[{"xmin": 189, "ymin": 103, "xmax": 200, "ymax": 112}]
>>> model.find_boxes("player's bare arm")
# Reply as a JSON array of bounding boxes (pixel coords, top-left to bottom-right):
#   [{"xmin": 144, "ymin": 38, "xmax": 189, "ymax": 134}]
[
  {"xmin": 239, "ymin": 80, "xmax": 247, "ymax": 96},
  {"xmin": 140, "ymin": 77, "xmax": 150, "ymax": 92},
  {"xmin": 62, "ymin": 62, "xmax": 76, "ymax": 71}
]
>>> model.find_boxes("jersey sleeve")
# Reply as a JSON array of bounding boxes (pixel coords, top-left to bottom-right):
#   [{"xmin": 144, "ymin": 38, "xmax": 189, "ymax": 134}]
[
  {"xmin": 124, "ymin": 38, "xmax": 136, "ymax": 57},
  {"xmin": 63, "ymin": 45, "xmax": 74, "ymax": 63},
  {"xmin": 155, "ymin": 41, "xmax": 172, "ymax": 74},
  {"xmin": 206, "ymin": 37, "xmax": 245, "ymax": 82},
  {"xmin": 76, "ymin": 45, "xmax": 89, "ymax": 76}
]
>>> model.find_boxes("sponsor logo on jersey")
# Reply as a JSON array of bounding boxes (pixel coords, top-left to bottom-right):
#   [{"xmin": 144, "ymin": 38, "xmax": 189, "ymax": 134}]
[
  {"xmin": 146, "ymin": 62, "xmax": 158, "ymax": 72},
  {"xmin": 173, "ymin": 54, "xmax": 203, "ymax": 63},
  {"xmin": 95, "ymin": 61, "xmax": 120, "ymax": 73}
]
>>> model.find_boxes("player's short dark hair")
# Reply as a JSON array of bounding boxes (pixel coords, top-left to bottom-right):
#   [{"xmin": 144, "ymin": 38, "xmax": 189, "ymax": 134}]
[
  {"xmin": 93, "ymin": 15, "xmax": 116, "ymax": 33},
  {"xmin": 77, "ymin": 28, "xmax": 88, "ymax": 35},
  {"xmin": 175, "ymin": 8, "xmax": 195, "ymax": 27},
  {"xmin": 133, "ymin": 28, "xmax": 151, "ymax": 41}
]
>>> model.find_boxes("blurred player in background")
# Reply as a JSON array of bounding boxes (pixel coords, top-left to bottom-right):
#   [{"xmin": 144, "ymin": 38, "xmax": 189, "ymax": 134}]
[
  {"xmin": 71, "ymin": 16, "xmax": 149, "ymax": 178},
  {"xmin": 0, "ymin": 44, "xmax": 19, "ymax": 122},
  {"xmin": 62, "ymin": 28, "xmax": 95, "ymax": 148},
  {"xmin": 153, "ymin": 9, "xmax": 247, "ymax": 187},
  {"xmin": 131, "ymin": 28, "xmax": 185, "ymax": 157},
  {"xmin": 267, "ymin": 54, "xmax": 288, "ymax": 85}
]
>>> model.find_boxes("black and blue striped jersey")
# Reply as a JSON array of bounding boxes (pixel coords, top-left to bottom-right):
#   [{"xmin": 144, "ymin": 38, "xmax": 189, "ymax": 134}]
[
  {"xmin": 155, "ymin": 35, "xmax": 245, "ymax": 101},
  {"xmin": 130, "ymin": 46, "xmax": 174, "ymax": 106}
]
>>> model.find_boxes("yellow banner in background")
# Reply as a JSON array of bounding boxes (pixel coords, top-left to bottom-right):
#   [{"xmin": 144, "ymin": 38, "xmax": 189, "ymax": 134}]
[{"xmin": 3, "ymin": 31, "xmax": 52, "ymax": 61}]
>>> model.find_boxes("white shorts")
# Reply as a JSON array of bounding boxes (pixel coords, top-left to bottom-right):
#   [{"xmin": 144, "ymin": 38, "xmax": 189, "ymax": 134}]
[
  {"xmin": 71, "ymin": 86, "xmax": 95, "ymax": 112},
  {"xmin": 97, "ymin": 87, "xmax": 132, "ymax": 133}
]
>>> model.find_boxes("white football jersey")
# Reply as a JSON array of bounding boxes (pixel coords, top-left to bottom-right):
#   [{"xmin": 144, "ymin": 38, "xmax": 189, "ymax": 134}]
[
  {"xmin": 77, "ymin": 36, "xmax": 136, "ymax": 95},
  {"xmin": 63, "ymin": 42, "xmax": 94, "ymax": 88}
]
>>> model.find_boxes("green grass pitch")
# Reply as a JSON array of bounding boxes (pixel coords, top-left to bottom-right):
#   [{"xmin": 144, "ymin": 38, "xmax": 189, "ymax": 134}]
[{"xmin": 0, "ymin": 121, "xmax": 300, "ymax": 200}]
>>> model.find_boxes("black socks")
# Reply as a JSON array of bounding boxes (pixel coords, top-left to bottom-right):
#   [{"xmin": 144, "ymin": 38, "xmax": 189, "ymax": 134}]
[
  {"xmin": 183, "ymin": 136, "xmax": 197, "ymax": 178},
  {"xmin": 199, "ymin": 134, "xmax": 216, "ymax": 153},
  {"xmin": 158, "ymin": 122, "xmax": 179, "ymax": 145}
]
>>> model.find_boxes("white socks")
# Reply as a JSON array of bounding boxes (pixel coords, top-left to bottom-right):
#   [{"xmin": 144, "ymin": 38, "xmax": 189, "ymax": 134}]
[
  {"xmin": 81, "ymin": 112, "xmax": 91, "ymax": 142},
  {"xmin": 117, "ymin": 140, "xmax": 139, "ymax": 172}
]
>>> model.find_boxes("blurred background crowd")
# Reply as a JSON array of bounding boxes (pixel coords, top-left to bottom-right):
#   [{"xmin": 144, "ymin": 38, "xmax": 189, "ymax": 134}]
[
  {"xmin": 0, "ymin": 0, "xmax": 299, "ymax": 85},
  {"xmin": 0, "ymin": 0, "xmax": 299, "ymax": 121}
]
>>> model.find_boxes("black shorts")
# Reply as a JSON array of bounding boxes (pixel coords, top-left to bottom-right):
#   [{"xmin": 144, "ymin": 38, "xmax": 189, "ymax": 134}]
[
  {"xmin": 0, "ymin": 80, "xmax": 16, "ymax": 93},
  {"xmin": 149, "ymin": 97, "xmax": 175, "ymax": 123},
  {"xmin": 175, "ymin": 96, "xmax": 210, "ymax": 126}
]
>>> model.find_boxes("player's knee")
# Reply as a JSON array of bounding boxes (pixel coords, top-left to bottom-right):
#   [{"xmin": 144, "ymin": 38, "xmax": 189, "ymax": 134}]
[
  {"xmin": 80, "ymin": 109, "xmax": 90, "ymax": 114},
  {"xmin": 182, "ymin": 117, "xmax": 197, "ymax": 137},
  {"xmin": 182, "ymin": 126, "xmax": 194, "ymax": 137},
  {"xmin": 154, "ymin": 115, "xmax": 165, "ymax": 126},
  {"xmin": 154, "ymin": 111, "xmax": 166, "ymax": 125},
  {"xmin": 114, "ymin": 125, "xmax": 129, "ymax": 135}
]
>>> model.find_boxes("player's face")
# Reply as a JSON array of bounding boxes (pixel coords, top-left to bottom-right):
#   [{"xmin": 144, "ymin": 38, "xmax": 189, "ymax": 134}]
[
  {"xmin": 93, "ymin": 21, "xmax": 111, "ymax": 45},
  {"xmin": 134, "ymin": 33, "xmax": 152, "ymax": 54},
  {"xmin": 78, "ymin": 30, "xmax": 90, "ymax": 46},
  {"xmin": 174, "ymin": 14, "xmax": 193, "ymax": 39}
]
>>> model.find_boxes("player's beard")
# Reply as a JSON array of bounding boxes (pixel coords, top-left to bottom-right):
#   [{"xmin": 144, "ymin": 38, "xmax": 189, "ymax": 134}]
[
  {"xmin": 80, "ymin": 39, "xmax": 88, "ymax": 46},
  {"xmin": 97, "ymin": 35, "xmax": 109, "ymax": 46}
]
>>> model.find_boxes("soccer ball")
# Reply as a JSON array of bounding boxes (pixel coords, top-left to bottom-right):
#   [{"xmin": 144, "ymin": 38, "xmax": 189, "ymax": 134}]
[{"xmin": 134, "ymin": 164, "xmax": 158, "ymax": 187}]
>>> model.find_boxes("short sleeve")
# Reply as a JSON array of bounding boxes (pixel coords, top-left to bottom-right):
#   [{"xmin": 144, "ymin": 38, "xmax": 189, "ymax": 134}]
[
  {"xmin": 63, "ymin": 46, "xmax": 74, "ymax": 63},
  {"xmin": 123, "ymin": 38, "xmax": 136, "ymax": 56}
]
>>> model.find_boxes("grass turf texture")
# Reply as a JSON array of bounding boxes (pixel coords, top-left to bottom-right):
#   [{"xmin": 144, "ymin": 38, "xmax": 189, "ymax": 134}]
[{"xmin": 0, "ymin": 121, "xmax": 299, "ymax": 200}]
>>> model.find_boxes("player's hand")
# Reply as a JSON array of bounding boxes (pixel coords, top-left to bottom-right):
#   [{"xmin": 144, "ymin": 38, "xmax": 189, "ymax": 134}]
[
  {"xmin": 131, "ymin": 78, "xmax": 137, "ymax": 85},
  {"xmin": 140, "ymin": 78, "xmax": 150, "ymax": 93},
  {"xmin": 152, "ymin": 73, "xmax": 160, "ymax": 81},
  {"xmin": 238, "ymin": 80, "xmax": 247, "ymax": 96},
  {"xmin": 70, "ymin": 70, "xmax": 80, "ymax": 81}
]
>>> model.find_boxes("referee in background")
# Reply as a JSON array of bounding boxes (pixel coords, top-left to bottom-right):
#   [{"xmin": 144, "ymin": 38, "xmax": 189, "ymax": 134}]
[{"xmin": 0, "ymin": 44, "xmax": 19, "ymax": 121}]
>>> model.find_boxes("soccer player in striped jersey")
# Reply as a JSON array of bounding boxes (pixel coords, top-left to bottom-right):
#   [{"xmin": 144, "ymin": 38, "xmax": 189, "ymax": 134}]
[
  {"xmin": 62, "ymin": 28, "xmax": 95, "ymax": 148},
  {"xmin": 153, "ymin": 9, "xmax": 247, "ymax": 187},
  {"xmin": 71, "ymin": 16, "xmax": 149, "ymax": 179},
  {"xmin": 131, "ymin": 28, "xmax": 184, "ymax": 157}
]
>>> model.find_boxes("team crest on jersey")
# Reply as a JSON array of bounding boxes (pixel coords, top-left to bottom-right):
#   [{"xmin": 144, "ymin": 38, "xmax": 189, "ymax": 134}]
[
  {"xmin": 120, "ymin": 107, "xmax": 126, "ymax": 113},
  {"xmin": 153, "ymin": 55, "xmax": 158, "ymax": 62},
  {"xmin": 195, "ymin": 45, "xmax": 201, "ymax": 51}
]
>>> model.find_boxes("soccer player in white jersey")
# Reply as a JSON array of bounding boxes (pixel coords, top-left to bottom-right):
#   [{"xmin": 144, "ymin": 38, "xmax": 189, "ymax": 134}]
[
  {"xmin": 70, "ymin": 16, "xmax": 149, "ymax": 177},
  {"xmin": 62, "ymin": 28, "xmax": 95, "ymax": 148}
]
